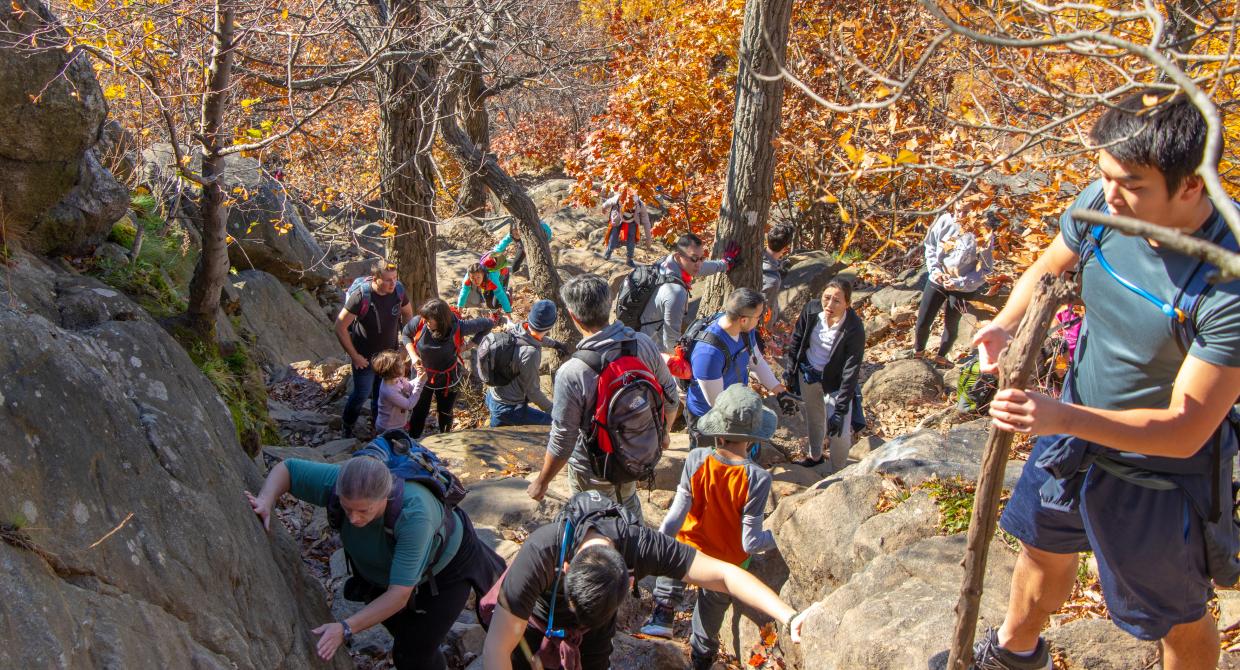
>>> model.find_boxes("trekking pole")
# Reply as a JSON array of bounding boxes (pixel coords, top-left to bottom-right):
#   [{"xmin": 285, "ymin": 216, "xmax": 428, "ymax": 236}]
[{"xmin": 945, "ymin": 274, "xmax": 1075, "ymax": 670}]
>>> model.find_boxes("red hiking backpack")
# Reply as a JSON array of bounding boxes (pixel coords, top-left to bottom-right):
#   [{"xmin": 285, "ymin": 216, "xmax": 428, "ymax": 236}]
[{"xmin": 573, "ymin": 340, "xmax": 667, "ymax": 484}]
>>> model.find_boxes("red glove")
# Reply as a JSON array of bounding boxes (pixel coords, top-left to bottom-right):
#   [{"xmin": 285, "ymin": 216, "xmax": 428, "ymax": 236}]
[{"xmin": 721, "ymin": 240, "xmax": 741, "ymax": 271}]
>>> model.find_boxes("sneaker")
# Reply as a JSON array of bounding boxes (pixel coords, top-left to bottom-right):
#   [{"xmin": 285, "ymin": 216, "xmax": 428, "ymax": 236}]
[
  {"xmin": 639, "ymin": 605, "xmax": 675, "ymax": 638},
  {"xmin": 971, "ymin": 628, "xmax": 1051, "ymax": 670},
  {"xmin": 792, "ymin": 455, "xmax": 825, "ymax": 468}
]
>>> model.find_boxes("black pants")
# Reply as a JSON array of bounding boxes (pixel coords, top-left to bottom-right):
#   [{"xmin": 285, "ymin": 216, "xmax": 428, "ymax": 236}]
[
  {"xmin": 358, "ymin": 514, "xmax": 505, "ymax": 670},
  {"xmin": 913, "ymin": 282, "xmax": 973, "ymax": 357},
  {"xmin": 512, "ymin": 617, "xmax": 617, "ymax": 670},
  {"xmin": 408, "ymin": 386, "xmax": 459, "ymax": 438}
]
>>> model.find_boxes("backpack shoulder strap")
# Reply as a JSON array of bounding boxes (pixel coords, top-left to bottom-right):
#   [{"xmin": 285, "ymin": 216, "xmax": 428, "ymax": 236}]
[
  {"xmin": 383, "ymin": 479, "xmax": 405, "ymax": 536},
  {"xmin": 1074, "ymin": 184, "xmax": 1110, "ymax": 269},
  {"xmin": 572, "ymin": 349, "xmax": 606, "ymax": 374},
  {"xmin": 351, "ymin": 278, "xmax": 374, "ymax": 321},
  {"xmin": 1171, "ymin": 213, "xmax": 1239, "ymax": 353}
]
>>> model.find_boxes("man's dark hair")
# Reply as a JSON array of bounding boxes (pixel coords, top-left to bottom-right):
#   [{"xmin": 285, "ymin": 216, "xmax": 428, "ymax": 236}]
[
  {"xmin": 560, "ymin": 273, "xmax": 612, "ymax": 330},
  {"xmin": 675, "ymin": 233, "xmax": 704, "ymax": 253},
  {"xmin": 724, "ymin": 287, "xmax": 766, "ymax": 319},
  {"xmin": 766, "ymin": 224, "xmax": 794, "ymax": 254},
  {"xmin": 1090, "ymin": 89, "xmax": 1213, "ymax": 194},
  {"xmin": 564, "ymin": 544, "xmax": 630, "ymax": 630}
]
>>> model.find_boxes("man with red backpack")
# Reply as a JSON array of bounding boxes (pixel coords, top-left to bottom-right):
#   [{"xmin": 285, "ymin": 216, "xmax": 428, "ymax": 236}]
[
  {"xmin": 334, "ymin": 259, "xmax": 413, "ymax": 438},
  {"xmin": 525, "ymin": 273, "xmax": 681, "ymax": 522}
]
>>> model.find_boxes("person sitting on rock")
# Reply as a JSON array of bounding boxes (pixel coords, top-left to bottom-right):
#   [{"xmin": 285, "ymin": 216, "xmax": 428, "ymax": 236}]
[
  {"xmin": 640, "ymin": 385, "xmax": 779, "ymax": 669},
  {"xmin": 246, "ymin": 456, "xmax": 504, "ymax": 670},
  {"xmin": 458, "ymin": 254, "xmax": 513, "ymax": 315},
  {"xmin": 780, "ymin": 278, "xmax": 866, "ymax": 471},
  {"xmin": 684, "ymin": 288, "xmax": 785, "ymax": 448},
  {"xmin": 401, "ymin": 299, "xmax": 497, "ymax": 438},
  {"xmin": 601, "ymin": 190, "xmax": 651, "ymax": 267},
  {"xmin": 524, "ymin": 273, "xmax": 680, "ymax": 522},
  {"xmin": 970, "ymin": 91, "xmax": 1240, "ymax": 670},
  {"xmin": 494, "ymin": 220, "xmax": 554, "ymax": 290},
  {"xmin": 335, "ymin": 259, "xmax": 414, "ymax": 438},
  {"xmin": 912, "ymin": 200, "xmax": 997, "ymax": 367},
  {"xmin": 762, "ymin": 223, "xmax": 795, "ymax": 326},
  {"xmin": 641, "ymin": 233, "xmax": 741, "ymax": 354},
  {"xmin": 372, "ymin": 350, "xmax": 425, "ymax": 434},
  {"xmin": 485, "ymin": 299, "xmax": 569, "ymax": 427},
  {"xmin": 479, "ymin": 490, "xmax": 804, "ymax": 670}
]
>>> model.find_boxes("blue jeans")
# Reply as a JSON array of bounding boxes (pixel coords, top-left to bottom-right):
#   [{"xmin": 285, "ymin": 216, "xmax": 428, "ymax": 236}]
[
  {"xmin": 342, "ymin": 362, "xmax": 382, "ymax": 430},
  {"xmin": 485, "ymin": 393, "xmax": 552, "ymax": 427},
  {"xmin": 604, "ymin": 222, "xmax": 636, "ymax": 262}
]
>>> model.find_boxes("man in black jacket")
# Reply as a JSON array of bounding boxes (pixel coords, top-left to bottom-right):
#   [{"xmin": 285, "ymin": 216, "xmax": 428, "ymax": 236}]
[{"xmin": 780, "ymin": 278, "xmax": 866, "ymax": 470}]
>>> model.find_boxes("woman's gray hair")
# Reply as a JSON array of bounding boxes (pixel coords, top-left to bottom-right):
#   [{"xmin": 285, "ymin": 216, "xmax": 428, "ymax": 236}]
[
  {"xmin": 560, "ymin": 273, "xmax": 612, "ymax": 329},
  {"xmin": 337, "ymin": 457, "xmax": 392, "ymax": 502}
]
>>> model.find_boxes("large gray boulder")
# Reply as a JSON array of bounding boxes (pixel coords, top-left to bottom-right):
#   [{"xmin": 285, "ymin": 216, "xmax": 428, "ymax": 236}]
[
  {"xmin": 0, "ymin": 253, "xmax": 349, "ymax": 669},
  {"xmin": 141, "ymin": 145, "xmax": 331, "ymax": 290},
  {"xmin": 0, "ymin": 0, "xmax": 127, "ymax": 254},
  {"xmin": 1043, "ymin": 618, "xmax": 1158, "ymax": 669},
  {"xmin": 224, "ymin": 269, "xmax": 340, "ymax": 369},
  {"xmin": 795, "ymin": 535, "xmax": 1016, "ymax": 670},
  {"xmin": 862, "ymin": 358, "xmax": 945, "ymax": 410},
  {"xmin": 851, "ymin": 419, "xmax": 1025, "ymax": 489}
]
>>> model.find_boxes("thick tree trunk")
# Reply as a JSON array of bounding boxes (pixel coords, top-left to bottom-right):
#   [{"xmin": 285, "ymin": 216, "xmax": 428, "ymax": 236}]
[
  {"xmin": 375, "ymin": 3, "xmax": 439, "ymax": 306},
  {"xmin": 456, "ymin": 63, "xmax": 491, "ymax": 217},
  {"xmin": 697, "ymin": 0, "xmax": 793, "ymax": 316},
  {"xmin": 185, "ymin": 0, "xmax": 235, "ymax": 344},
  {"xmin": 438, "ymin": 90, "xmax": 578, "ymax": 348}
]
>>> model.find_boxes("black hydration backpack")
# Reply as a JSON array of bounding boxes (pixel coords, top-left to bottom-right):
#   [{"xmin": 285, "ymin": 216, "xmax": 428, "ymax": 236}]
[
  {"xmin": 475, "ymin": 330, "xmax": 521, "ymax": 387},
  {"xmin": 614, "ymin": 264, "xmax": 684, "ymax": 330}
]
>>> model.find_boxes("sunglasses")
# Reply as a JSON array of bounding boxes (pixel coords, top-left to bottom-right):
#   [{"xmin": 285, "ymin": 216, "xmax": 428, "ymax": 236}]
[{"xmin": 682, "ymin": 254, "xmax": 704, "ymax": 264}]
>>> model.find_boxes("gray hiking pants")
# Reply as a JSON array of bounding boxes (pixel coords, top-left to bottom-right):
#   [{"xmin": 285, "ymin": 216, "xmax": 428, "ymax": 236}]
[
  {"xmin": 567, "ymin": 468, "xmax": 645, "ymax": 525},
  {"xmin": 652, "ymin": 575, "xmax": 733, "ymax": 658}
]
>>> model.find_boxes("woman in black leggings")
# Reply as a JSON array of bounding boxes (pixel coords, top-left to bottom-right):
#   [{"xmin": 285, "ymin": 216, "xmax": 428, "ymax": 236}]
[
  {"xmin": 912, "ymin": 206, "xmax": 996, "ymax": 364},
  {"xmin": 401, "ymin": 298, "xmax": 495, "ymax": 437}
]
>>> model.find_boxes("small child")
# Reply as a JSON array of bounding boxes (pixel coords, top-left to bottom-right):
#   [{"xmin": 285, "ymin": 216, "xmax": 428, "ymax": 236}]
[
  {"xmin": 371, "ymin": 350, "xmax": 425, "ymax": 434},
  {"xmin": 640, "ymin": 385, "xmax": 778, "ymax": 670}
]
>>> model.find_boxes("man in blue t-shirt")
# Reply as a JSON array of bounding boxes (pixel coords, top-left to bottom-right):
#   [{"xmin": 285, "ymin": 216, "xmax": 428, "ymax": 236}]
[
  {"xmin": 971, "ymin": 91, "xmax": 1240, "ymax": 670},
  {"xmin": 685, "ymin": 288, "xmax": 785, "ymax": 447}
]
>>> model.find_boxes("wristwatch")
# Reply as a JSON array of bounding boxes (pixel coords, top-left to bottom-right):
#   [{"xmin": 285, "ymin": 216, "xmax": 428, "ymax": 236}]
[{"xmin": 340, "ymin": 620, "xmax": 353, "ymax": 646}]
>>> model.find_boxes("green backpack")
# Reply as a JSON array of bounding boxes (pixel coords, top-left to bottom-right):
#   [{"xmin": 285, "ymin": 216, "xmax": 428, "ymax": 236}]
[{"xmin": 955, "ymin": 353, "xmax": 998, "ymax": 414}]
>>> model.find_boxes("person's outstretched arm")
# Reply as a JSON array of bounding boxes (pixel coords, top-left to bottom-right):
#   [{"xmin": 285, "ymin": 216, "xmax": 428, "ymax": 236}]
[
  {"xmin": 682, "ymin": 552, "xmax": 802, "ymax": 642},
  {"xmin": 481, "ymin": 604, "xmax": 526, "ymax": 670}
]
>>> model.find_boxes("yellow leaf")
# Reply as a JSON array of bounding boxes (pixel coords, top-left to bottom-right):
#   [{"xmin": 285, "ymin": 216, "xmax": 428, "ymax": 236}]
[
  {"xmin": 874, "ymin": 84, "xmax": 891, "ymax": 98},
  {"xmin": 963, "ymin": 109, "xmax": 979, "ymax": 125},
  {"xmin": 103, "ymin": 84, "xmax": 126, "ymax": 100},
  {"xmin": 837, "ymin": 203, "xmax": 850, "ymax": 223},
  {"xmin": 895, "ymin": 149, "xmax": 919, "ymax": 165},
  {"xmin": 240, "ymin": 97, "xmax": 261, "ymax": 110},
  {"xmin": 824, "ymin": 193, "xmax": 838, "ymax": 204},
  {"xmin": 245, "ymin": 128, "xmax": 263, "ymax": 139},
  {"xmin": 225, "ymin": 234, "xmax": 235, "ymax": 244},
  {"xmin": 1143, "ymin": 94, "xmax": 1159, "ymax": 107},
  {"xmin": 280, "ymin": 7, "xmax": 288, "ymax": 19}
]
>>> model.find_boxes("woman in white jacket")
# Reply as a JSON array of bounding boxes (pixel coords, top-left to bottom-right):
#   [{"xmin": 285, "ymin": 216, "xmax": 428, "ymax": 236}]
[{"xmin": 912, "ymin": 205, "xmax": 997, "ymax": 365}]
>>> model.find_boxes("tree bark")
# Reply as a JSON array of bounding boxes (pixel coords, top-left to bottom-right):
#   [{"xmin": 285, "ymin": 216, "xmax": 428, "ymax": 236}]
[
  {"xmin": 456, "ymin": 62, "xmax": 491, "ymax": 217},
  {"xmin": 185, "ymin": 0, "xmax": 235, "ymax": 343},
  {"xmin": 945, "ymin": 274, "xmax": 1075, "ymax": 670},
  {"xmin": 698, "ymin": 0, "xmax": 793, "ymax": 315},
  {"xmin": 375, "ymin": 2, "xmax": 439, "ymax": 307},
  {"xmin": 437, "ymin": 85, "xmax": 578, "ymax": 349}
]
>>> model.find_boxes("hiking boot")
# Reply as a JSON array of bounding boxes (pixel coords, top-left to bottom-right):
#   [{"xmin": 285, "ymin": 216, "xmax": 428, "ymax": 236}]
[
  {"xmin": 792, "ymin": 456, "xmax": 825, "ymax": 468},
  {"xmin": 341, "ymin": 423, "xmax": 355, "ymax": 439},
  {"xmin": 690, "ymin": 652, "xmax": 714, "ymax": 670},
  {"xmin": 639, "ymin": 604, "xmax": 675, "ymax": 638},
  {"xmin": 971, "ymin": 627, "xmax": 1051, "ymax": 670}
]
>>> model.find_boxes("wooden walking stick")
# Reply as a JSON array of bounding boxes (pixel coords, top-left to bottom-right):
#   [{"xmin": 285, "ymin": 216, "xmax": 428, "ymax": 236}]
[{"xmin": 945, "ymin": 274, "xmax": 1075, "ymax": 670}]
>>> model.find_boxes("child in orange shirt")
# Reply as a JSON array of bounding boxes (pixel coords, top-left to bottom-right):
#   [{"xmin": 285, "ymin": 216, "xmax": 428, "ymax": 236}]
[{"xmin": 640, "ymin": 385, "xmax": 777, "ymax": 670}]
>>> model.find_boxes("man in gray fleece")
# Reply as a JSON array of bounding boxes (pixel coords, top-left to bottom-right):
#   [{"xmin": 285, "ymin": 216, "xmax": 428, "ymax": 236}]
[
  {"xmin": 484, "ymin": 299, "xmax": 568, "ymax": 427},
  {"xmin": 639, "ymin": 233, "xmax": 741, "ymax": 352},
  {"xmin": 525, "ymin": 274, "xmax": 681, "ymax": 521}
]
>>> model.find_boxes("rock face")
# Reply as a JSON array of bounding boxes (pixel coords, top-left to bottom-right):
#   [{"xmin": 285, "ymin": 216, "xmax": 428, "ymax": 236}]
[
  {"xmin": 777, "ymin": 252, "xmax": 848, "ymax": 325},
  {"xmin": 795, "ymin": 535, "xmax": 1016, "ymax": 670},
  {"xmin": 0, "ymin": 253, "xmax": 349, "ymax": 669},
  {"xmin": 225, "ymin": 269, "xmax": 340, "ymax": 369},
  {"xmin": 862, "ymin": 358, "xmax": 945, "ymax": 410},
  {"xmin": 141, "ymin": 145, "xmax": 331, "ymax": 290},
  {"xmin": 865, "ymin": 268, "xmax": 927, "ymax": 313},
  {"xmin": 0, "ymin": 0, "xmax": 127, "ymax": 254},
  {"xmin": 851, "ymin": 419, "xmax": 1025, "ymax": 489}
]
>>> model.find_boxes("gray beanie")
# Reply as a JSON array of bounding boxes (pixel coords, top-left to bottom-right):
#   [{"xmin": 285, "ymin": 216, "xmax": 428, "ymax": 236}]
[{"xmin": 528, "ymin": 299, "xmax": 558, "ymax": 332}]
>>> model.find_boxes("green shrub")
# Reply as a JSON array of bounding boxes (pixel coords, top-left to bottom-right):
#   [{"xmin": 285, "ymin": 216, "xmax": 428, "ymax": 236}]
[
  {"xmin": 183, "ymin": 337, "xmax": 278, "ymax": 455},
  {"xmin": 93, "ymin": 192, "xmax": 196, "ymax": 319}
]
